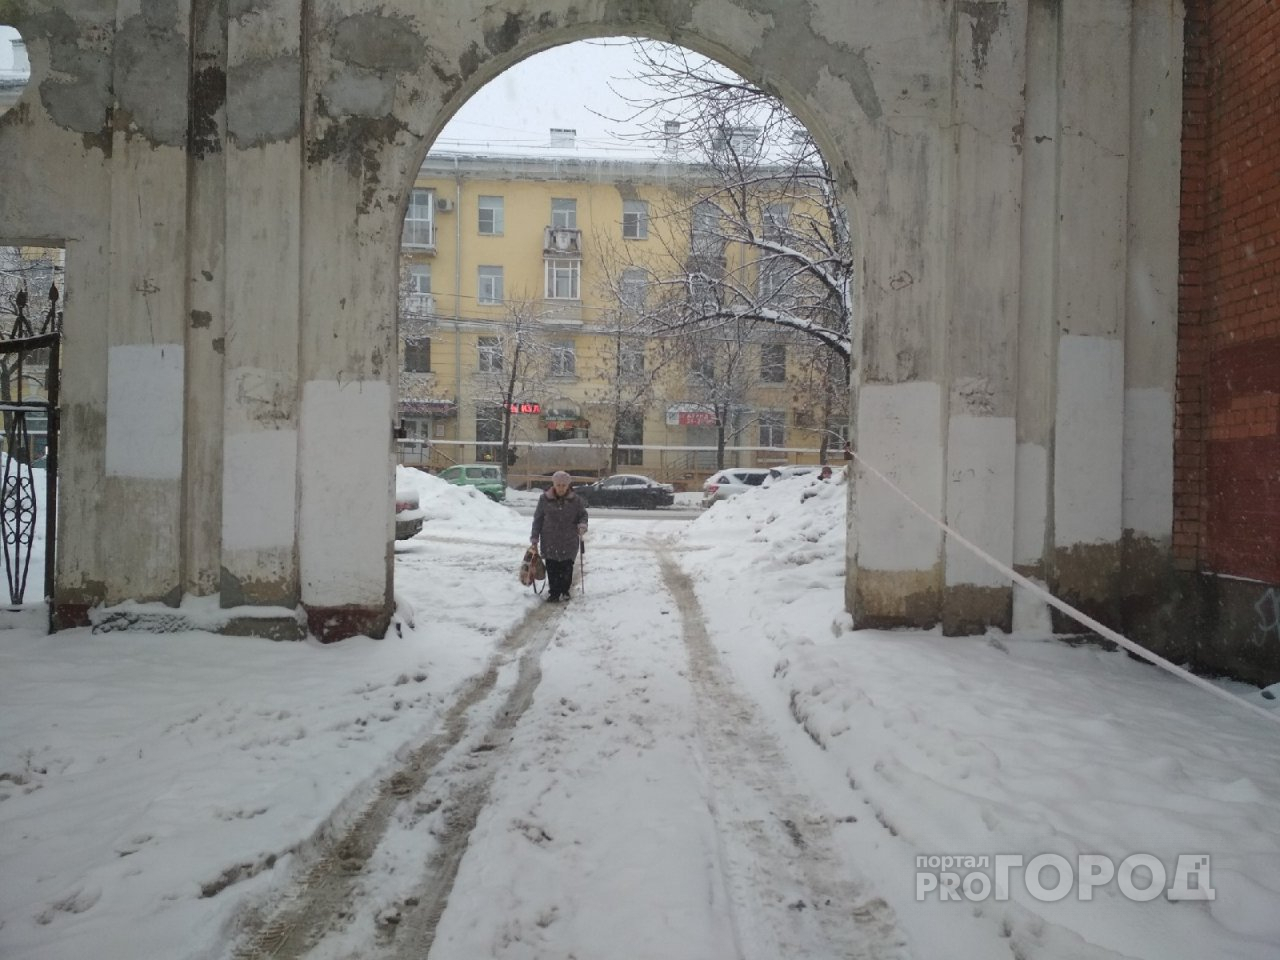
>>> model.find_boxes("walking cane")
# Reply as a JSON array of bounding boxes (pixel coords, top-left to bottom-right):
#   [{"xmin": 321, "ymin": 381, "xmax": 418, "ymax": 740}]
[{"xmin": 578, "ymin": 536, "xmax": 586, "ymax": 596}]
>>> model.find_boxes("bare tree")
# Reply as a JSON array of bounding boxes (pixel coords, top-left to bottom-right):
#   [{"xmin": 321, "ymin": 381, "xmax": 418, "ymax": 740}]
[
  {"xmin": 681, "ymin": 319, "xmax": 757, "ymax": 471},
  {"xmin": 607, "ymin": 41, "xmax": 854, "ymax": 363},
  {"xmin": 786, "ymin": 337, "xmax": 849, "ymax": 464},
  {"xmin": 469, "ymin": 300, "xmax": 555, "ymax": 471},
  {"xmin": 587, "ymin": 252, "xmax": 683, "ymax": 474}
]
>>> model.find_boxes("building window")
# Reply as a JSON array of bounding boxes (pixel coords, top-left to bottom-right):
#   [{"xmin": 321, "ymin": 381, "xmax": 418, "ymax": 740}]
[
  {"xmin": 692, "ymin": 201, "xmax": 721, "ymax": 257},
  {"xmin": 757, "ymin": 257, "xmax": 785, "ymax": 300},
  {"xmin": 759, "ymin": 410, "xmax": 785, "ymax": 448},
  {"xmin": 620, "ymin": 267, "xmax": 647, "ymax": 309},
  {"xmin": 551, "ymin": 198, "xmax": 577, "ymax": 229},
  {"xmin": 622, "ymin": 200, "xmax": 649, "ymax": 239},
  {"xmin": 827, "ymin": 417, "xmax": 850, "ymax": 448},
  {"xmin": 689, "ymin": 272, "xmax": 718, "ymax": 315},
  {"xmin": 401, "ymin": 417, "xmax": 430, "ymax": 440},
  {"xmin": 550, "ymin": 339, "xmax": 577, "ymax": 377},
  {"xmin": 475, "ymin": 403, "xmax": 504, "ymax": 462},
  {"xmin": 478, "ymin": 195, "xmax": 504, "ymax": 235},
  {"xmin": 478, "ymin": 265, "xmax": 504, "ymax": 304},
  {"xmin": 478, "ymin": 336, "xmax": 503, "ymax": 373},
  {"xmin": 620, "ymin": 340, "xmax": 645, "ymax": 378},
  {"xmin": 403, "ymin": 188, "xmax": 435, "ymax": 248},
  {"xmin": 405, "ymin": 263, "xmax": 432, "ymax": 316},
  {"xmin": 762, "ymin": 202, "xmax": 791, "ymax": 241},
  {"xmin": 617, "ymin": 412, "xmax": 643, "ymax": 466},
  {"xmin": 408, "ymin": 263, "xmax": 431, "ymax": 295},
  {"xmin": 691, "ymin": 349, "xmax": 715, "ymax": 383},
  {"xmin": 760, "ymin": 343, "xmax": 786, "ymax": 383},
  {"xmin": 545, "ymin": 258, "xmax": 581, "ymax": 300},
  {"xmin": 404, "ymin": 337, "xmax": 431, "ymax": 373},
  {"xmin": 23, "ymin": 412, "xmax": 49, "ymax": 461}
]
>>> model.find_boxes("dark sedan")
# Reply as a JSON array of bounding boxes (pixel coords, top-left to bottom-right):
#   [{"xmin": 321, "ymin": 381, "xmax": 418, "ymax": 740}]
[{"xmin": 575, "ymin": 473, "xmax": 675, "ymax": 509}]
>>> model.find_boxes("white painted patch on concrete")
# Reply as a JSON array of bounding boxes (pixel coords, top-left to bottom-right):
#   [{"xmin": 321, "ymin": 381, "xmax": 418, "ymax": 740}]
[
  {"xmin": 1122, "ymin": 387, "xmax": 1174, "ymax": 539},
  {"xmin": 298, "ymin": 380, "xmax": 390, "ymax": 606},
  {"xmin": 856, "ymin": 382, "xmax": 944, "ymax": 572},
  {"xmin": 1014, "ymin": 442, "xmax": 1048, "ymax": 566},
  {"xmin": 945, "ymin": 415, "xmax": 1015, "ymax": 587},
  {"xmin": 222, "ymin": 429, "xmax": 298, "ymax": 551},
  {"xmin": 1055, "ymin": 335, "xmax": 1123, "ymax": 545},
  {"xmin": 105, "ymin": 345, "xmax": 183, "ymax": 479}
]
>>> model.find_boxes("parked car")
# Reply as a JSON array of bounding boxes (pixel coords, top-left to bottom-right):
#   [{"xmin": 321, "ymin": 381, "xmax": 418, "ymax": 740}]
[
  {"xmin": 763, "ymin": 465, "xmax": 819, "ymax": 487},
  {"xmin": 395, "ymin": 488, "xmax": 424, "ymax": 540},
  {"xmin": 437, "ymin": 463, "xmax": 507, "ymax": 502},
  {"xmin": 575, "ymin": 473, "xmax": 675, "ymax": 509},
  {"xmin": 523, "ymin": 468, "xmax": 601, "ymax": 491},
  {"xmin": 701, "ymin": 468, "xmax": 770, "ymax": 507}
]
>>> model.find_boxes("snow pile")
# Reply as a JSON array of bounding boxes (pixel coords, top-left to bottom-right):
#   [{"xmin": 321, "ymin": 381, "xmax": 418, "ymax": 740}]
[
  {"xmin": 677, "ymin": 468, "xmax": 1280, "ymax": 959},
  {"xmin": 396, "ymin": 465, "xmax": 521, "ymax": 534}
]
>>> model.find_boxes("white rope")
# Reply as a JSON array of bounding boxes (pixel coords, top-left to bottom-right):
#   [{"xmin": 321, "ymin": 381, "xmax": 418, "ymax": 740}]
[{"xmin": 850, "ymin": 452, "xmax": 1280, "ymax": 729}]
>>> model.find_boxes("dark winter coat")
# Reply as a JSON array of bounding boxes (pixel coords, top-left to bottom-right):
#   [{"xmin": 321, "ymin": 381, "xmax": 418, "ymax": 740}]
[{"xmin": 531, "ymin": 487, "xmax": 588, "ymax": 561}]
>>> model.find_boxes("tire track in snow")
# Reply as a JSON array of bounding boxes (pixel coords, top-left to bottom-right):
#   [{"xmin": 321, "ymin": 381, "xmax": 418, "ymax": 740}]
[
  {"xmin": 224, "ymin": 604, "xmax": 561, "ymax": 960},
  {"xmin": 659, "ymin": 553, "xmax": 912, "ymax": 960}
]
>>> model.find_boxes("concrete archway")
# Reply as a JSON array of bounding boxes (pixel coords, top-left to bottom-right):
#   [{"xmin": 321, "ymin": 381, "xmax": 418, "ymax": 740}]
[{"xmin": 0, "ymin": 2, "xmax": 1185, "ymax": 643}]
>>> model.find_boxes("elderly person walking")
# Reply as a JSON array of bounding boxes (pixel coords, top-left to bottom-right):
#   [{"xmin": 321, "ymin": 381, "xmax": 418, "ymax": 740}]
[{"xmin": 531, "ymin": 470, "xmax": 588, "ymax": 603}]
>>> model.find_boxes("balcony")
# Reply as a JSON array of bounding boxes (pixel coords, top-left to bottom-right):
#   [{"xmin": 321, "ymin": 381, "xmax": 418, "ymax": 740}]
[
  {"xmin": 543, "ymin": 226, "xmax": 583, "ymax": 258},
  {"xmin": 403, "ymin": 293, "xmax": 436, "ymax": 318},
  {"xmin": 402, "ymin": 219, "xmax": 436, "ymax": 252}
]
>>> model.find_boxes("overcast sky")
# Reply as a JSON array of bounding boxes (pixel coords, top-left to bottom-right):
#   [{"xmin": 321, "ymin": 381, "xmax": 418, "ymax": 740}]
[
  {"xmin": 0, "ymin": 26, "xmax": 19, "ymax": 72},
  {"xmin": 435, "ymin": 37, "xmax": 679, "ymax": 158}
]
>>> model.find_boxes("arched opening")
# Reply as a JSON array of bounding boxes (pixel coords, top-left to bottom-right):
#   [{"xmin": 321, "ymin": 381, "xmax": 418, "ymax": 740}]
[
  {"xmin": 0, "ymin": 25, "xmax": 29, "ymax": 117},
  {"xmin": 392, "ymin": 37, "xmax": 858, "ymax": 509}
]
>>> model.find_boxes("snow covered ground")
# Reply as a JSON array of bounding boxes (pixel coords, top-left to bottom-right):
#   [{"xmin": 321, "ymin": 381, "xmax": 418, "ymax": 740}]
[{"xmin": 1, "ymin": 467, "xmax": 1278, "ymax": 959}]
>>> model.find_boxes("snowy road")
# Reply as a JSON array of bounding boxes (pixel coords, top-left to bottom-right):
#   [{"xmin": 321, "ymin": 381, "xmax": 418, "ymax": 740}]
[{"xmin": 228, "ymin": 529, "xmax": 906, "ymax": 960}]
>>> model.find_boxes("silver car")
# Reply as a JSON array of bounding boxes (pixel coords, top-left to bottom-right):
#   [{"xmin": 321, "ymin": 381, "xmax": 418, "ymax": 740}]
[{"xmin": 701, "ymin": 468, "xmax": 770, "ymax": 507}]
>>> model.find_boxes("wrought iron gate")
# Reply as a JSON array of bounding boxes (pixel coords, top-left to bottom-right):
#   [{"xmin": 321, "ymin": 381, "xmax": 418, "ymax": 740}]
[{"xmin": 0, "ymin": 283, "xmax": 60, "ymax": 610}]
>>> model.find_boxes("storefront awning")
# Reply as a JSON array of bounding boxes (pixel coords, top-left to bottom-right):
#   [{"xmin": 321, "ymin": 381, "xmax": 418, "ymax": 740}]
[
  {"xmin": 666, "ymin": 403, "xmax": 717, "ymax": 427},
  {"xmin": 542, "ymin": 417, "xmax": 589, "ymax": 431},
  {"xmin": 400, "ymin": 399, "xmax": 456, "ymax": 417}
]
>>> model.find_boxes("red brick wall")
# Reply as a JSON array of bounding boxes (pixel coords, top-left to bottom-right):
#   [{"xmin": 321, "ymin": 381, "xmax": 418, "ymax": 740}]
[{"xmin": 1177, "ymin": 0, "xmax": 1280, "ymax": 584}]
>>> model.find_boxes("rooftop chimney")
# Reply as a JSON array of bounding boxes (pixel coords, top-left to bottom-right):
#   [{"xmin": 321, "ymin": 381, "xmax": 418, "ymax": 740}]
[
  {"xmin": 663, "ymin": 120, "xmax": 681, "ymax": 155},
  {"xmin": 10, "ymin": 38, "xmax": 29, "ymax": 74},
  {"xmin": 549, "ymin": 127, "xmax": 576, "ymax": 149}
]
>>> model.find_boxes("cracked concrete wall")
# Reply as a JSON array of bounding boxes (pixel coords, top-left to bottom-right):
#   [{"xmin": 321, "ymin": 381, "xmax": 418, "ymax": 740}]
[{"xmin": 0, "ymin": 0, "xmax": 1185, "ymax": 643}]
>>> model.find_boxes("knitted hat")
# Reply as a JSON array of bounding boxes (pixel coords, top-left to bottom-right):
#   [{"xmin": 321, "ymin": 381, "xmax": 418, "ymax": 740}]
[{"xmin": 552, "ymin": 470, "xmax": 572, "ymax": 483}]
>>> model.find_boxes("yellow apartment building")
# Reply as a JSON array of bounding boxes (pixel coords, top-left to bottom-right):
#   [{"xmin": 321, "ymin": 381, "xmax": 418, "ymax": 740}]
[{"xmin": 396, "ymin": 148, "xmax": 846, "ymax": 488}]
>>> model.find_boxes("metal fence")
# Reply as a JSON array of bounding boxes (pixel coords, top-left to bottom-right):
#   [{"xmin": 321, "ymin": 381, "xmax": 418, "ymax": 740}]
[{"xmin": 0, "ymin": 283, "xmax": 60, "ymax": 609}]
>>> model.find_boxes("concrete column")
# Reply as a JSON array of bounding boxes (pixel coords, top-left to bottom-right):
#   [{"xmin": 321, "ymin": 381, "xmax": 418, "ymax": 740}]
[
  {"xmin": 1012, "ymin": 0, "xmax": 1059, "ymax": 630},
  {"xmin": 295, "ymin": 12, "xmax": 433, "ymax": 640},
  {"xmin": 183, "ymin": 0, "xmax": 227, "ymax": 598},
  {"xmin": 1121, "ymin": 0, "xmax": 1184, "ymax": 633},
  {"xmin": 941, "ymin": 0, "xmax": 1026, "ymax": 634},
  {"xmin": 98, "ymin": 3, "xmax": 192, "ymax": 606},
  {"xmin": 1050, "ymin": 0, "xmax": 1133, "ymax": 628},
  {"xmin": 52, "ymin": 234, "xmax": 111, "ymax": 626},
  {"xmin": 294, "ymin": 179, "xmax": 394, "ymax": 640},
  {"xmin": 849, "ymin": 121, "xmax": 949, "ymax": 629},
  {"xmin": 219, "ymin": 1, "xmax": 304, "ymax": 620},
  {"xmin": 296, "ymin": 157, "xmax": 398, "ymax": 640}
]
